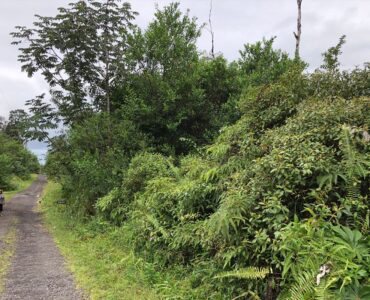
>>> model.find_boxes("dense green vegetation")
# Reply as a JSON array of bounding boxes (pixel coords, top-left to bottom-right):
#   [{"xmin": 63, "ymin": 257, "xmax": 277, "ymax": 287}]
[
  {"xmin": 0, "ymin": 132, "xmax": 39, "ymax": 190},
  {"xmin": 41, "ymin": 181, "xmax": 190, "ymax": 299},
  {"xmin": 11, "ymin": 1, "xmax": 369, "ymax": 299}
]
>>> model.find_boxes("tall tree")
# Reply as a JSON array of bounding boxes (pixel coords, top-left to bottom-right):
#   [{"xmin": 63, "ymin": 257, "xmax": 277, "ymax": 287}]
[
  {"xmin": 11, "ymin": 0, "xmax": 137, "ymax": 124},
  {"xmin": 125, "ymin": 3, "xmax": 204, "ymax": 153},
  {"xmin": 4, "ymin": 97, "xmax": 59, "ymax": 144}
]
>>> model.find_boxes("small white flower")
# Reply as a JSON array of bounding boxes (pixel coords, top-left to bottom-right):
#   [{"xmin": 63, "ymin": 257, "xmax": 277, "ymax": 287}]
[{"xmin": 316, "ymin": 264, "xmax": 330, "ymax": 285}]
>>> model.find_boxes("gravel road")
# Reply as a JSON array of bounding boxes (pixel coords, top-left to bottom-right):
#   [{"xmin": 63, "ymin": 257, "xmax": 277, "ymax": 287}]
[{"xmin": 0, "ymin": 175, "xmax": 83, "ymax": 300}]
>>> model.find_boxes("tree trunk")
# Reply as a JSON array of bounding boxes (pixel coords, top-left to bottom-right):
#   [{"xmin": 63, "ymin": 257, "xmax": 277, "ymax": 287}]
[
  {"xmin": 105, "ymin": 58, "xmax": 110, "ymax": 115},
  {"xmin": 209, "ymin": 0, "xmax": 215, "ymax": 58},
  {"xmin": 104, "ymin": 0, "xmax": 111, "ymax": 115},
  {"xmin": 294, "ymin": 0, "xmax": 303, "ymax": 60}
]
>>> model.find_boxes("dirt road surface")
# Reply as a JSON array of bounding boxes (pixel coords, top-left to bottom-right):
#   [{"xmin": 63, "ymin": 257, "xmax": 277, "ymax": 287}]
[{"xmin": 0, "ymin": 175, "xmax": 83, "ymax": 300}]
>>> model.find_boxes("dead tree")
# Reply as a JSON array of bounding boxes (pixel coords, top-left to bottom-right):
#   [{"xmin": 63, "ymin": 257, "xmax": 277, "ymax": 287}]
[
  {"xmin": 293, "ymin": 0, "xmax": 303, "ymax": 59},
  {"xmin": 209, "ymin": 0, "xmax": 215, "ymax": 58}
]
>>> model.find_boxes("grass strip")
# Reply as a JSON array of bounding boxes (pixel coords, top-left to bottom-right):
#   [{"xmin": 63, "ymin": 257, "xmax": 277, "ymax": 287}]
[
  {"xmin": 40, "ymin": 181, "xmax": 164, "ymax": 300},
  {"xmin": 0, "ymin": 219, "xmax": 18, "ymax": 293}
]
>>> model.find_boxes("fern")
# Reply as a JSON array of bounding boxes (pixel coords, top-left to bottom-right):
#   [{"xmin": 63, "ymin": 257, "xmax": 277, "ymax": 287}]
[
  {"xmin": 340, "ymin": 125, "xmax": 369, "ymax": 200},
  {"xmin": 287, "ymin": 271, "xmax": 316, "ymax": 300},
  {"xmin": 215, "ymin": 267, "xmax": 271, "ymax": 280},
  {"xmin": 315, "ymin": 285, "xmax": 331, "ymax": 300},
  {"xmin": 314, "ymin": 277, "xmax": 339, "ymax": 300},
  {"xmin": 146, "ymin": 214, "xmax": 169, "ymax": 239},
  {"xmin": 315, "ymin": 281, "xmax": 333, "ymax": 300},
  {"xmin": 206, "ymin": 187, "xmax": 252, "ymax": 239}
]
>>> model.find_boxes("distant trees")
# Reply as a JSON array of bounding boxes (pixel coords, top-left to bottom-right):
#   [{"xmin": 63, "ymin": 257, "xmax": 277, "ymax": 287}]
[
  {"xmin": 4, "ymin": 109, "xmax": 30, "ymax": 144},
  {"xmin": 0, "ymin": 112, "xmax": 40, "ymax": 189},
  {"xmin": 0, "ymin": 132, "xmax": 39, "ymax": 189},
  {"xmin": 3, "ymin": 97, "xmax": 58, "ymax": 144}
]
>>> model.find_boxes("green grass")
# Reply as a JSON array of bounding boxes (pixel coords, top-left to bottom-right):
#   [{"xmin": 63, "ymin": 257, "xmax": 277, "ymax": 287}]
[
  {"xmin": 4, "ymin": 174, "xmax": 38, "ymax": 201},
  {"xmin": 0, "ymin": 219, "xmax": 18, "ymax": 293},
  {"xmin": 40, "ymin": 181, "xmax": 168, "ymax": 300}
]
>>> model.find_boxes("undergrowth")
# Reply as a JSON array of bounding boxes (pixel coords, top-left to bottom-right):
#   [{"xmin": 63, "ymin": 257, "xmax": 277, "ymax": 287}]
[{"xmin": 41, "ymin": 181, "xmax": 222, "ymax": 300}]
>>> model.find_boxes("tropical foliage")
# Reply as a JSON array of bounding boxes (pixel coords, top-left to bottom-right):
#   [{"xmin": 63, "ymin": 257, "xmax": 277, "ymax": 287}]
[{"xmin": 11, "ymin": 1, "xmax": 370, "ymax": 299}]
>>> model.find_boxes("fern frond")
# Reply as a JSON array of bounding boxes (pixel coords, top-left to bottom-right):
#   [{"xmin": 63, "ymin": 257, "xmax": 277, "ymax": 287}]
[
  {"xmin": 339, "ymin": 125, "xmax": 368, "ymax": 200},
  {"xmin": 206, "ymin": 190, "xmax": 251, "ymax": 239},
  {"xmin": 346, "ymin": 176, "xmax": 360, "ymax": 201},
  {"xmin": 146, "ymin": 214, "xmax": 169, "ymax": 239},
  {"xmin": 314, "ymin": 277, "xmax": 338, "ymax": 300},
  {"xmin": 315, "ymin": 282, "xmax": 332, "ymax": 300},
  {"xmin": 215, "ymin": 267, "xmax": 271, "ymax": 280},
  {"xmin": 287, "ymin": 271, "xmax": 316, "ymax": 300}
]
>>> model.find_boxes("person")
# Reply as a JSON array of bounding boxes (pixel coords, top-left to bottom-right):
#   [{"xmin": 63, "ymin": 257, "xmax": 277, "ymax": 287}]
[{"xmin": 0, "ymin": 189, "xmax": 4, "ymax": 212}]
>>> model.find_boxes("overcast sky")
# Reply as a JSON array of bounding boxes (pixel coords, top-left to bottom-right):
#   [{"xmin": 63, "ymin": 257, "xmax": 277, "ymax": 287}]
[{"xmin": 0, "ymin": 0, "xmax": 369, "ymax": 160}]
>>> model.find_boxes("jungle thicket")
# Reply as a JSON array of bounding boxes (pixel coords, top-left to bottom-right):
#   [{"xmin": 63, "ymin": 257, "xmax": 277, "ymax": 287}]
[{"xmin": 11, "ymin": 1, "xmax": 370, "ymax": 299}]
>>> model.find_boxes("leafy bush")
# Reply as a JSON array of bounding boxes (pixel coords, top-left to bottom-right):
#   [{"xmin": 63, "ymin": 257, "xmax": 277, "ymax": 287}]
[
  {"xmin": 97, "ymin": 152, "xmax": 176, "ymax": 224},
  {"xmin": 45, "ymin": 114, "xmax": 149, "ymax": 216}
]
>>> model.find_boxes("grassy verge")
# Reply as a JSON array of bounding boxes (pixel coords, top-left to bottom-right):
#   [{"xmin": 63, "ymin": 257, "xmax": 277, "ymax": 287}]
[
  {"xmin": 0, "ymin": 219, "xmax": 18, "ymax": 293},
  {"xmin": 41, "ymin": 181, "xmax": 192, "ymax": 300},
  {"xmin": 4, "ymin": 174, "xmax": 38, "ymax": 201}
]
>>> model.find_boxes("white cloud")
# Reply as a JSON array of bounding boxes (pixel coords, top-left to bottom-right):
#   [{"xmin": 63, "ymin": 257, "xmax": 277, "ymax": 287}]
[{"xmin": 0, "ymin": 68, "xmax": 47, "ymax": 118}]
